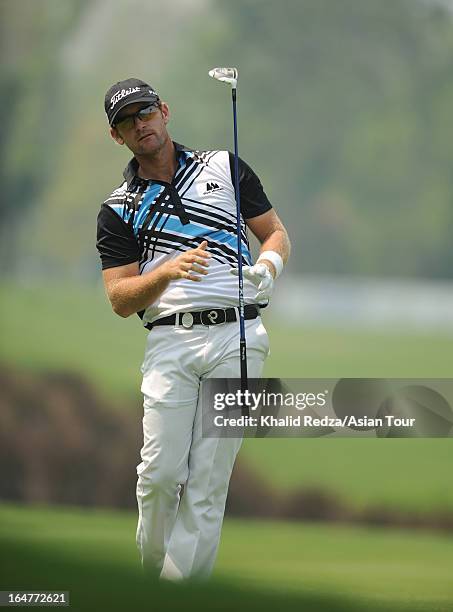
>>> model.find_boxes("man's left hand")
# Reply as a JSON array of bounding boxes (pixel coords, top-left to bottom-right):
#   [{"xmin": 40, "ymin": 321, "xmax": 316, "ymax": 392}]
[{"xmin": 230, "ymin": 263, "xmax": 274, "ymax": 302}]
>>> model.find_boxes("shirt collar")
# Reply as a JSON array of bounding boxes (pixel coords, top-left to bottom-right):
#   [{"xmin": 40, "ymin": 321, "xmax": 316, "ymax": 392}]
[{"xmin": 122, "ymin": 141, "xmax": 193, "ymax": 189}]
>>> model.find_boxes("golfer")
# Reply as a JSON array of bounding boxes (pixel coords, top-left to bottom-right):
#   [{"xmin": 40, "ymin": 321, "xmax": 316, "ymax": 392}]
[{"xmin": 96, "ymin": 78, "xmax": 290, "ymax": 580}]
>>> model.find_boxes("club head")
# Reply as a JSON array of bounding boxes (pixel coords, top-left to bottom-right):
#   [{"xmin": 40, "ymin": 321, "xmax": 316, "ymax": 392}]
[{"xmin": 208, "ymin": 67, "xmax": 238, "ymax": 88}]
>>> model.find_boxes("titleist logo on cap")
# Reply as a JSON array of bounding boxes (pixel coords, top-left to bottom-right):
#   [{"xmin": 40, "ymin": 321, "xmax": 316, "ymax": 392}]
[
  {"xmin": 110, "ymin": 87, "xmax": 140, "ymax": 109},
  {"xmin": 110, "ymin": 87, "xmax": 157, "ymax": 110}
]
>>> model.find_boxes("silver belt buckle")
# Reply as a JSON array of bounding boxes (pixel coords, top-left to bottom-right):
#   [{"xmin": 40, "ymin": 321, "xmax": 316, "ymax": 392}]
[{"xmin": 181, "ymin": 312, "xmax": 194, "ymax": 329}]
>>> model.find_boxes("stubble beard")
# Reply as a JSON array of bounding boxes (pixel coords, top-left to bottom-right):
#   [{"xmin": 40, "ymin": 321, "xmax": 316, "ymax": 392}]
[{"xmin": 136, "ymin": 128, "xmax": 169, "ymax": 158}]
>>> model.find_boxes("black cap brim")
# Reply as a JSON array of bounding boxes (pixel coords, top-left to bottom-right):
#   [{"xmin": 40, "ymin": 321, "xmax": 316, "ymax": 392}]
[{"xmin": 110, "ymin": 95, "xmax": 159, "ymax": 126}]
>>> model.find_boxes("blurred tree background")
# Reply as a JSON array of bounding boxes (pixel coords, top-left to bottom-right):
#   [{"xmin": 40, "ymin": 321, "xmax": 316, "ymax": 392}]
[{"xmin": 2, "ymin": 0, "xmax": 453, "ymax": 281}]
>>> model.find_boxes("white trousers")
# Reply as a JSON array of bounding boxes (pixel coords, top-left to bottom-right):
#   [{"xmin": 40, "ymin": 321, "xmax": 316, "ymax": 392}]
[{"xmin": 135, "ymin": 316, "xmax": 269, "ymax": 580}]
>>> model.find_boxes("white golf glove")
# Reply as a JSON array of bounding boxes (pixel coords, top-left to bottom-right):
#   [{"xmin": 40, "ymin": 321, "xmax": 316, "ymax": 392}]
[{"xmin": 230, "ymin": 263, "xmax": 274, "ymax": 302}]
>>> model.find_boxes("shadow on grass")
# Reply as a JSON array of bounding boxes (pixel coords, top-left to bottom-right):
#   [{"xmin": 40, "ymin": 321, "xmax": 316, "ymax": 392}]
[{"xmin": 0, "ymin": 538, "xmax": 433, "ymax": 612}]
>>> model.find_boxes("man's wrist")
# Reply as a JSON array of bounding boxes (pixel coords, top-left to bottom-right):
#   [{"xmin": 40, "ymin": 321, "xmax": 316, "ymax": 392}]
[
  {"xmin": 257, "ymin": 251, "xmax": 284, "ymax": 279},
  {"xmin": 257, "ymin": 259, "xmax": 276, "ymax": 278},
  {"xmin": 156, "ymin": 261, "xmax": 172, "ymax": 284}
]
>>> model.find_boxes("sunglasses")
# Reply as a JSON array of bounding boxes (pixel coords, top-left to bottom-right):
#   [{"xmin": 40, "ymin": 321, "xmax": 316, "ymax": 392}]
[{"xmin": 113, "ymin": 103, "xmax": 160, "ymax": 129}]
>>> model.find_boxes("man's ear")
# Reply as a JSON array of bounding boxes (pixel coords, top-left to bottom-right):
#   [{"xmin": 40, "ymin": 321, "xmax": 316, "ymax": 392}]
[
  {"xmin": 160, "ymin": 102, "xmax": 170, "ymax": 125},
  {"xmin": 110, "ymin": 126, "xmax": 124, "ymax": 145}
]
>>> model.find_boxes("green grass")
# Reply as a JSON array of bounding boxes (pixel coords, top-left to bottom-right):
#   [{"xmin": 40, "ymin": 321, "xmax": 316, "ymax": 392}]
[
  {"xmin": 0, "ymin": 502, "xmax": 452, "ymax": 611},
  {"xmin": 1, "ymin": 282, "xmax": 453, "ymax": 513},
  {"xmin": 219, "ymin": 519, "xmax": 453, "ymax": 608},
  {"xmin": 0, "ymin": 283, "xmax": 145, "ymax": 400},
  {"xmin": 265, "ymin": 322, "xmax": 453, "ymax": 378},
  {"xmin": 239, "ymin": 438, "xmax": 453, "ymax": 512},
  {"xmin": 1, "ymin": 282, "xmax": 453, "ymax": 401}
]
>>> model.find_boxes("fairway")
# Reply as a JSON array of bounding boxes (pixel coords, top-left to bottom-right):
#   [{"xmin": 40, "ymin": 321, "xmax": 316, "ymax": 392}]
[
  {"xmin": 0, "ymin": 502, "xmax": 452, "ymax": 612},
  {"xmin": 218, "ymin": 519, "xmax": 453, "ymax": 608},
  {"xmin": 1, "ymin": 282, "xmax": 453, "ymax": 398},
  {"xmin": 1, "ymin": 282, "xmax": 453, "ymax": 514},
  {"xmin": 240, "ymin": 438, "xmax": 453, "ymax": 512}
]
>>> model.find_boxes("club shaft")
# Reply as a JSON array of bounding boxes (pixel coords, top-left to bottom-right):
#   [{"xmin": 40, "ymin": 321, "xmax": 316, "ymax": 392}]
[{"xmin": 232, "ymin": 88, "xmax": 248, "ymax": 411}]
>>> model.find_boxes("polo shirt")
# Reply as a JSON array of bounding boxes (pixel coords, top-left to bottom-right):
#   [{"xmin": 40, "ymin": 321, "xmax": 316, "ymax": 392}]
[{"xmin": 96, "ymin": 141, "xmax": 272, "ymax": 326}]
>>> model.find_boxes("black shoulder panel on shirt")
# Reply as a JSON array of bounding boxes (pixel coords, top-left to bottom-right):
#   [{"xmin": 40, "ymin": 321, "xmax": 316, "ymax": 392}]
[
  {"xmin": 228, "ymin": 153, "xmax": 273, "ymax": 219},
  {"xmin": 96, "ymin": 204, "xmax": 140, "ymax": 270}
]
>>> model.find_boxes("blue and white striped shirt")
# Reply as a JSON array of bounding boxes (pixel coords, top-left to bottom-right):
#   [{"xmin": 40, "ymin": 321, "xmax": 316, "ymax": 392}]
[{"xmin": 96, "ymin": 142, "xmax": 272, "ymax": 326}]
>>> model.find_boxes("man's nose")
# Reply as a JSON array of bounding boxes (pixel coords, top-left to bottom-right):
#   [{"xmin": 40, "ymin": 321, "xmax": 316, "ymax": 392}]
[{"xmin": 134, "ymin": 115, "xmax": 148, "ymax": 128}]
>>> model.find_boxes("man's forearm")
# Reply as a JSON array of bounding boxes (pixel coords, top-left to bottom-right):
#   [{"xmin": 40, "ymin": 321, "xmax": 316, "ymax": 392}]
[
  {"xmin": 104, "ymin": 242, "xmax": 210, "ymax": 318},
  {"xmin": 258, "ymin": 229, "xmax": 291, "ymax": 277},
  {"xmin": 109, "ymin": 266, "xmax": 170, "ymax": 318}
]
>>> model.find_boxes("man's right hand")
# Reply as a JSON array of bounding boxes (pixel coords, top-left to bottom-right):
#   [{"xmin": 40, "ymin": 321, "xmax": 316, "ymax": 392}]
[{"xmin": 164, "ymin": 240, "xmax": 211, "ymax": 282}]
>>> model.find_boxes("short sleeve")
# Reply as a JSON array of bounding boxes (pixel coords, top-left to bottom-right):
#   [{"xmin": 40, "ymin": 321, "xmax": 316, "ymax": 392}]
[
  {"xmin": 229, "ymin": 153, "xmax": 273, "ymax": 219},
  {"xmin": 96, "ymin": 204, "xmax": 140, "ymax": 270}
]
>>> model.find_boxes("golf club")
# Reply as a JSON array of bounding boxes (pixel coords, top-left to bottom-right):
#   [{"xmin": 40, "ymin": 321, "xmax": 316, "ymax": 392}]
[{"xmin": 208, "ymin": 67, "xmax": 249, "ymax": 413}]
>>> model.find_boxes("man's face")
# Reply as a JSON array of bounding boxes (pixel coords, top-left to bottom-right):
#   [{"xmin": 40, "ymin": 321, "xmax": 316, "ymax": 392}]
[{"xmin": 110, "ymin": 101, "xmax": 171, "ymax": 156}]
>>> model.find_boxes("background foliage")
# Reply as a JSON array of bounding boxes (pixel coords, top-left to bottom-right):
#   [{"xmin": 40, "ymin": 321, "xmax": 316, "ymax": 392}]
[{"xmin": 2, "ymin": 0, "xmax": 453, "ymax": 279}]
